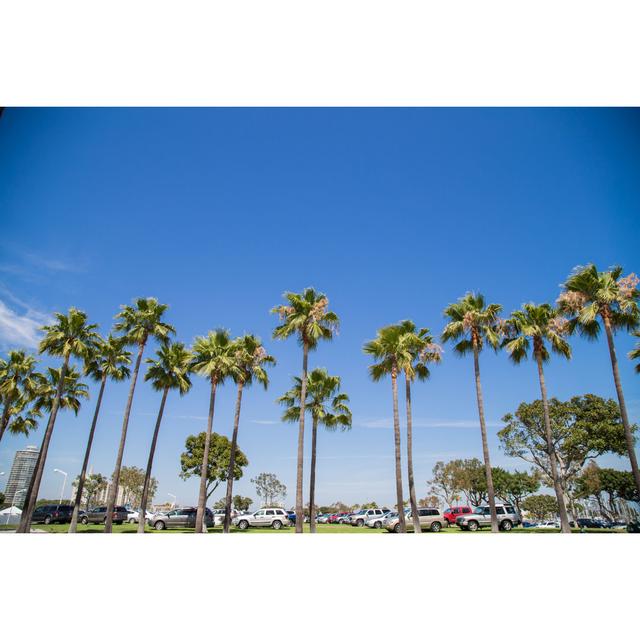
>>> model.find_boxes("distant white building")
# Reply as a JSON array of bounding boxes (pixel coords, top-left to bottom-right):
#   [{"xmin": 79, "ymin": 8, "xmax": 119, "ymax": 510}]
[{"xmin": 4, "ymin": 445, "xmax": 39, "ymax": 507}]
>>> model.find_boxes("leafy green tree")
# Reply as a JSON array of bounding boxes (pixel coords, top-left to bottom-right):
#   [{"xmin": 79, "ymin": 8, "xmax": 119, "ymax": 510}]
[
  {"xmin": 428, "ymin": 460, "xmax": 462, "ymax": 506},
  {"xmin": 69, "ymin": 336, "xmax": 131, "ymax": 533},
  {"xmin": 442, "ymin": 293, "xmax": 502, "ymax": 532},
  {"xmin": 137, "ymin": 341, "xmax": 192, "ymax": 533},
  {"xmin": 0, "ymin": 350, "xmax": 44, "ymax": 445},
  {"xmin": 491, "ymin": 467, "xmax": 540, "ymax": 513},
  {"xmin": 629, "ymin": 330, "xmax": 640, "ymax": 374},
  {"xmin": 419, "ymin": 495, "xmax": 441, "ymax": 508},
  {"xmin": 521, "ymin": 494, "xmax": 559, "ymax": 521},
  {"xmin": 396, "ymin": 321, "xmax": 442, "ymax": 533},
  {"xmin": 190, "ymin": 329, "xmax": 239, "ymax": 532},
  {"xmin": 279, "ymin": 368, "xmax": 351, "ymax": 532},
  {"xmin": 18, "ymin": 307, "xmax": 98, "ymax": 533},
  {"xmin": 272, "ymin": 288, "xmax": 339, "ymax": 533},
  {"xmin": 455, "ymin": 458, "xmax": 488, "ymax": 506},
  {"xmin": 498, "ymin": 394, "xmax": 631, "ymax": 523},
  {"xmin": 232, "ymin": 495, "xmax": 253, "ymax": 511},
  {"xmin": 559, "ymin": 265, "xmax": 640, "ymax": 498},
  {"xmin": 363, "ymin": 323, "xmax": 412, "ymax": 532},
  {"xmin": 223, "ymin": 335, "xmax": 275, "ymax": 533},
  {"xmin": 251, "ymin": 472, "xmax": 287, "ymax": 506},
  {"xmin": 105, "ymin": 297, "xmax": 174, "ymax": 532},
  {"xmin": 180, "ymin": 431, "xmax": 248, "ymax": 503},
  {"xmin": 502, "ymin": 302, "xmax": 573, "ymax": 532}
]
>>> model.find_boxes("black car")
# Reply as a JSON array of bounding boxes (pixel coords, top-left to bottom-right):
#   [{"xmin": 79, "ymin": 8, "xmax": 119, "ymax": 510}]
[
  {"xmin": 571, "ymin": 518, "xmax": 607, "ymax": 529},
  {"xmin": 31, "ymin": 504, "xmax": 74, "ymax": 524}
]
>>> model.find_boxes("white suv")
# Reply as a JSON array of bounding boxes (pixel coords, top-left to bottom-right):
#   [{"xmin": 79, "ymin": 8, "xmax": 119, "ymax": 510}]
[
  {"xmin": 348, "ymin": 508, "xmax": 389, "ymax": 527},
  {"xmin": 233, "ymin": 508, "xmax": 290, "ymax": 530}
]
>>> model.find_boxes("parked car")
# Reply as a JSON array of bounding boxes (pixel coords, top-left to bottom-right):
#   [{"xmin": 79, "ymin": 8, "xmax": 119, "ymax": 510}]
[
  {"xmin": 348, "ymin": 508, "xmax": 389, "ymax": 527},
  {"xmin": 366, "ymin": 511, "xmax": 396, "ymax": 529},
  {"xmin": 212, "ymin": 509, "xmax": 240, "ymax": 527},
  {"xmin": 456, "ymin": 503, "xmax": 522, "ymax": 531},
  {"xmin": 443, "ymin": 505, "xmax": 473, "ymax": 525},
  {"xmin": 147, "ymin": 507, "xmax": 213, "ymax": 530},
  {"xmin": 328, "ymin": 512, "xmax": 350, "ymax": 524},
  {"xmin": 317, "ymin": 513, "xmax": 332, "ymax": 524},
  {"xmin": 337, "ymin": 512, "xmax": 353, "ymax": 524},
  {"xmin": 570, "ymin": 518, "xmax": 607, "ymax": 529},
  {"xmin": 538, "ymin": 521, "xmax": 560, "ymax": 529},
  {"xmin": 81, "ymin": 505, "xmax": 128, "ymax": 525},
  {"xmin": 31, "ymin": 504, "xmax": 74, "ymax": 524},
  {"xmin": 126, "ymin": 509, "xmax": 155, "ymax": 524},
  {"xmin": 233, "ymin": 507, "xmax": 291, "ymax": 530},
  {"xmin": 385, "ymin": 508, "xmax": 447, "ymax": 533},
  {"xmin": 286, "ymin": 510, "xmax": 296, "ymax": 525}
]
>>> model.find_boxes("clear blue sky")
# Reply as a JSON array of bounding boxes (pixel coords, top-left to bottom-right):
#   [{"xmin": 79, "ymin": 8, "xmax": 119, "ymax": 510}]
[{"xmin": 1, "ymin": 108, "xmax": 638, "ymax": 508}]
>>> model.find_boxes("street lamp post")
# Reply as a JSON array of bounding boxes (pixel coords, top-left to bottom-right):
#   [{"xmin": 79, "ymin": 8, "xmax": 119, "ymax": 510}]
[{"xmin": 54, "ymin": 469, "xmax": 68, "ymax": 505}]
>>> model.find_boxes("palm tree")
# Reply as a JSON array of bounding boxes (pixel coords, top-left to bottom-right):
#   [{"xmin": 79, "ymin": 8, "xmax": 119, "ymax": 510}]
[
  {"xmin": 501, "ymin": 303, "xmax": 572, "ymax": 533},
  {"xmin": 363, "ymin": 324, "xmax": 412, "ymax": 532},
  {"xmin": 104, "ymin": 298, "xmax": 174, "ymax": 532},
  {"xmin": 442, "ymin": 293, "xmax": 502, "ymax": 533},
  {"xmin": 191, "ymin": 329, "xmax": 239, "ymax": 533},
  {"xmin": 17, "ymin": 309, "xmax": 98, "ymax": 533},
  {"xmin": 69, "ymin": 336, "xmax": 131, "ymax": 533},
  {"xmin": 630, "ymin": 330, "xmax": 640, "ymax": 373},
  {"xmin": 558, "ymin": 265, "xmax": 640, "ymax": 498},
  {"xmin": 137, "ymin": 342, "xmax": 192, "ymax": 533},
  {"xmin": 223, "ymin": 335, "xmax": 275, "ymax": 533},
  {"xmin": 278, "ymin": 368, "xmax": 351, "ymax": 532},
  {"xmin": 0, "ymin": 350, "xmax": 45, "ymax": 445},
  {"xmin": 272, "ymin": 288, "xmax": 339, "ymax": 533},
  {"xmin": 397, "ymin": 321, "xmax": 442, "ymax": 533}
]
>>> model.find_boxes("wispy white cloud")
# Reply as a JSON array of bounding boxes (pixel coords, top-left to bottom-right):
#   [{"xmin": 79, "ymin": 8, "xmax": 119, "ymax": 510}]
[
  {"xmin": 23, "ymin": 252, "xmax": 80, "ymax": 273},
  {"xmin": 0, "ymin": 298, "xmax": 50, "ymax": 349},
  {"xmin": 357, "ymin": 418, "xmax": 503, "ymax": 429},
  {"xmin": 251, "ymin": 419, "xmax": 280, "ymax": 425}
]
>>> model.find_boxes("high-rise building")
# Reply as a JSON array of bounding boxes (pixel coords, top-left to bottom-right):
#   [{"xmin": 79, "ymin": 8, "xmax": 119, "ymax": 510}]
[{"xmin": 4, "ymin": 445, "xmax": 39, "ymax": 507}]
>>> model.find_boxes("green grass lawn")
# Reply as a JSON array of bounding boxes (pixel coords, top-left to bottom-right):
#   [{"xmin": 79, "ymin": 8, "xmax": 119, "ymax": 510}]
[{"xmin": 0, "ymin": 522, "xmax": 626, "ymax": 534}]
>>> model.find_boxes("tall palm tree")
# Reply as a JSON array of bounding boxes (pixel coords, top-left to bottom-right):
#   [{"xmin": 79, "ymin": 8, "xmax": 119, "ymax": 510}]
[
  {"xmin": 558, "ymin": 265, "xmax": 640, "ymax": 498},
  {"xmin": 397, "ymin": 321, "xmax": 442, "ymax": 533},
  {"xmin": 630, "ymin": 330, "xmax": 640, "ymax": 373},
  {"xmin": 137, "ymin": 341, "xmax": 192, "ymax": 533},
  {"xmin": 223, "ymin": 335, "xmax": 275, "ymax": 533},
  {"xmin": 278, "ymin": 368, "xmax": 351, "ymax": 533},
  {"xmin": 272, "ymin": 288, "xmax": 339, "ymax": 533},
  {"xmin": 0, "ymin": 350, "xmax": 45, "ymax": 445},
  {"xmin": 104, "ymin": 297, "xmax": 174, "ymax": 532},
  {"xmin": 501, "ymin": 303, "xmax": 572, "ymax": 533},
  {"xmin": 442, "ymin": 293, "xmax": 502, "ymax": 533},
  {"xmin": 191, "ymin": 329, "xmax": 239, "ymax": 533},
  {"xmin": 69, "ymin": 336, "xmax": 131, "ymax": 533},
  {"xmin": 17, "ymin": 309, "xmax": 98, "ymax": 533},
  {"xmin": 363, "ymin": 324, "xmax": 412, "ymax": 532}
]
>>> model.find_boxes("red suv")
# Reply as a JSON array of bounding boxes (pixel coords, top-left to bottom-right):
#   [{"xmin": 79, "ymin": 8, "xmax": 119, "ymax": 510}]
[
  {"xmin": 443, "ymin": 506, "xmax": 473, "ymax": 525},
  {"xmin": 328, "ymin": 512, "xmax": 349, "ymax": 524}
]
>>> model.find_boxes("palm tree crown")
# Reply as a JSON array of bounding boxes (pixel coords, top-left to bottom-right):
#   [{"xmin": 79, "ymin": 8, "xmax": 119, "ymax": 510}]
[
  {"xmin": 231, "ymin": 334, "xmax": 275, "ymax": 389},
  {"xmin": 34, "ymin": 366, "xmax": 90, "ymax": 415},
  {"xmin": 114, "ymin": 297, "xmax": 175, "ymax": 346},
  {"xmin": 144, "ymin": 341, "xmax": 193, "ymax": 395},
  {"xmin": 279, "ymin": 368, "xmax": 352, "ymax": 430},
  {"xmin": 0, "ymin": 350, "xmax": 44, "ymax": 404},
  {"xmin": 191, "ymin": 329, "xmax": 240, "ymax": 383},
  {"xmin": 441, "ymin": 293, "xmax": 502, "ymax": 354},
  {"xmin": 502, "ymin": 303, "xmax": 571, "ymax": 364},
  {"xmin": 84, "ymin": 336, "xmax": 132, "ymax": 383},
  {"xmin": 39, "ymin": 308, "xmax": 100, "ymax": 361},
  {"xmin": 271, "ymin": 288, "xmax": 339, "ymax": 349},
  {"xmin": 558, "ymin": 264, "xmax": 639, "ymax": 337}
]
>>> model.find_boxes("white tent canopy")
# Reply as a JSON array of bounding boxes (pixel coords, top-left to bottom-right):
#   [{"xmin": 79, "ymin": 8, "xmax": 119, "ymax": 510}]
[{"xmin": 1, "ymin": 505, "xmax": 22, "ymax": 525}]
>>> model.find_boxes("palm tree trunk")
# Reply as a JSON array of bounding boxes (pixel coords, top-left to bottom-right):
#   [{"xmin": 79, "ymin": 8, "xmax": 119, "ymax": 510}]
[
  {"xmin": 602, "ymin": 314, "xmax": 640, "ymax": 498},
  {"xmin": 472, "ymin": 343, "xmax": 498, "ymax": 533},
  {"xmin": 137, "ymin": 387, "xmax": 169, "ymax": 533},
  {"xmin": 0, "ymin": 403, "xmax": 11, "ymax": 445},
  {"xmin": 69, "ymin": 375, "xmax": 107, "ymax": 533},
  {"xmin": 104, "ymin": 340, "xmax": 145, "ymax": 533},
  {"xmin": 295, "ymin": 341, "xmax": 309, "ymax": 534},
  {"xmin": 17, "ymin": 355, "xmax": 70, "ymax": 533},
  {"xmin": 195, "ymin": 377, "xmax": 217, "ymax": 533},
  {"xmin": 309, "ymin": 415, "xmax": 318, "ymax": 533},
  {"xmin": 535, "ymin": 351, "xmax": 571, "ymax": 533},
  {"xmin": 391, "ymin": 369, "xmax": 406, "ymax": 532},
  {"xmin": 223, "ymin": 381, "xmax": 244, "ymax": 533},
  {"xmin": 405, "ymin": 377, "xmax": 421, "ymax": 533}
]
